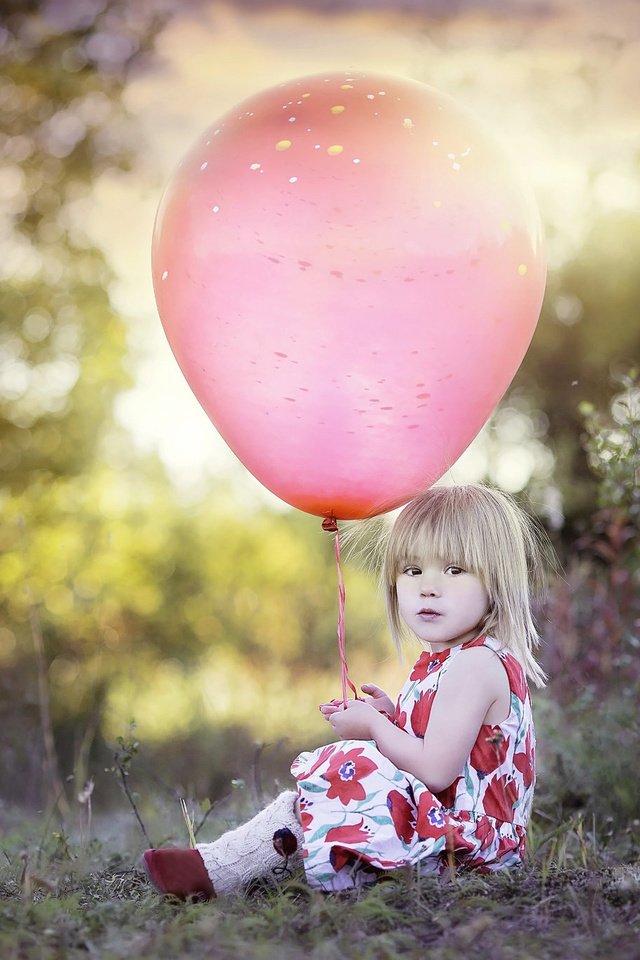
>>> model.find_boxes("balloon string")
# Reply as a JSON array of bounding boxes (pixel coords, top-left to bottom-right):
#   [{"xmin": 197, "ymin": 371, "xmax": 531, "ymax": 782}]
[{"xmin": 322, "ymin": 517, "xmax": 358, "ymax": 706}]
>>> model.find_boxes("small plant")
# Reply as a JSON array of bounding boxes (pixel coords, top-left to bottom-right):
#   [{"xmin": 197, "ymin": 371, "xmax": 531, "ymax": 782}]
[
  {"xmin": 109, "ymin": 723, "xmax": 153, "ymax": 847},
  {"xmin": 179, "ymin": 798, "xmax": 197, "ymax": 848},
  {"xmin": 579, "ymin": 365, "xmax": 640, "ymax": 548},
  {"xmin": 77, "ymin": 778, "xmax": 95, "ymax": 849}
]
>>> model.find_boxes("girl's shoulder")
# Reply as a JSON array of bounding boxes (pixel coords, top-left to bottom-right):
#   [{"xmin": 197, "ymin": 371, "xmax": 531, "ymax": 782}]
[
  {"xmin": 441, "ymin": 637, "xmax": 509, "ymax": 688},
  {"xmin": 451, "ymin": 635, "xmax": 530, "ymax": 702},
  {"xmin": 443, "ymin": 635, "xmax": 530, "ymax": 701}
]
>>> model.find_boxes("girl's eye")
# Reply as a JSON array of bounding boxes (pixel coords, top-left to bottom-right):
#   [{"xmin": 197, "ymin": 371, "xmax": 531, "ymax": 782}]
[
  {"xmin": 403, "ymin": 565, "xmax": 422, "ymax": 576},
  {"xmin": 445, "ymin": 565, "xmax": 464, "ymax": 576}
]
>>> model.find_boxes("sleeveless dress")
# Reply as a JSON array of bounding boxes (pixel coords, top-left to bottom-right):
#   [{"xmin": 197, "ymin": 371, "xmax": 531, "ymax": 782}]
[{"xmin": 291, "ymin": 635, "xmax": 536, "ymax": 891}]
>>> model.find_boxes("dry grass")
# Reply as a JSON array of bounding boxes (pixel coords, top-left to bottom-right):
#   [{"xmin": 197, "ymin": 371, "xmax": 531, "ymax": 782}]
[{"xmin": 1, "ymin": 803, "xmax": 639, "ymax": 960}]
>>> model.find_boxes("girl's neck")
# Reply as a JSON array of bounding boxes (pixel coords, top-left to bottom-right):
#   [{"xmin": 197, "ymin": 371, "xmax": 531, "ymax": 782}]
[{"xmin": 424, "ymin": 629, "xmax": 484, "ymax": 655}]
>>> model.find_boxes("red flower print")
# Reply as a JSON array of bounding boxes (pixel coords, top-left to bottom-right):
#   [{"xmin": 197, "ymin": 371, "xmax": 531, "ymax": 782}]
[
  {"xmin": 295, "ymin": 743, "xmax": 337, "ymax": 781},
  {"xmin": 474, "ymin": 817, "xmax": 496, "ymax": 852},
  {"xmin": 416, "ymin": 793, "xmax": 448, "ymax": 840},
  {"xmin": 502, "ymin": 655, "xmax": 527, "ymax": 702},
  {"xmin": 298, "ymin": 797, "xmax": 314, "ymax": 831},
  {"xmin": 496, "ymin": 830, "xmax": 519, "ymax": 860},
  {"xmin": 470, "ymin": 728, "xmax": 510, "ymax": 777},
  {"xmin": 514, "ymin": 729, "xmax": 534, "ymax": 789},
  {"xmin": 329, "ymin": 847, "xmax": 391, "ymax": 874},
  {"xmin": 410, "ymin": 688, "xmax": 437, "ymax": 737},
  {"xmin": 445, "ymin": 822, "xmax": 476, "ymax": 856},
  {"xmin": 322, "ymin": 747, "xmax": 378, "ymax": 804},
  {"xmin": 386, "ymin": 789, "xmax": 416, "ymax": 844},
  {"xmin": 329, "ymin": 846, "xmax": 353, "ymax": 872},
  {"xmin": 325, "ymin": 818, "xmax": 372, "ymax": 845},
  {"xmin": 409, "ymin": 652, "xmax": 432, "ymax": 681},
  {"xmin": 483, "ymin": 773, "xmax": 518, "ymax": 821},
  {"xmin": 393, "ymin": 706, "xmax": 408, "ymax": 730}
]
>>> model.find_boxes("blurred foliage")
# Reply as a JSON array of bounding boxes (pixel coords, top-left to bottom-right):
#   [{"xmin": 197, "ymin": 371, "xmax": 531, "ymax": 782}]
[
  {"xmin": 579, "ymin": 368, "xmax": 640, "ymax": 531},
  {"xmin": 0, "ymin": 0, "xmax": 164, "ymax": 485},
  {"xmin": 1, "ymin": 1, "xmax": 639, "ymax": 814},
  {"xmin": 541, "ymin": 369, "xmax": 640, "ymax": 701},
  {"xmin": 535, "ymin": 685, "xmax": 640, "ymax": 832},
  {"xmin": 514, "ymin": 213, "xmax": 640, "ymax": 529}
]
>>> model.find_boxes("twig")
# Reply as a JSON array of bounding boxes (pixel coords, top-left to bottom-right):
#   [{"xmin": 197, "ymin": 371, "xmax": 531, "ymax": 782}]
[
  {"xmin": 113, "ymin": 754, "xmax": 153, "ymax": 847},
  {"xmin": 193, "ymin": 790, "xmax": 231, "ymax": 839}
]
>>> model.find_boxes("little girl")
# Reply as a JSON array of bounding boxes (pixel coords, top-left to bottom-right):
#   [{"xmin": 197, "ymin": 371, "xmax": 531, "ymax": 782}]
[{"xmin": 143, "ymin": 483, "xmax": 547, "ymax": 898}]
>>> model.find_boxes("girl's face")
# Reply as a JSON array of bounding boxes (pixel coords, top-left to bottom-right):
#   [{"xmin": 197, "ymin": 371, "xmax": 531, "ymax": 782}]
[{"xmin": 395, "ymin": 556, "xmax": 490, "ymax": 652}]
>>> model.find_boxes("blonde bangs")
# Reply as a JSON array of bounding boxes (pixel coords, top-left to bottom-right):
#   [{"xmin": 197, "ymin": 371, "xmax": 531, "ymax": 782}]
[{"xmin": 385, "ymin": 496, "xmax": 489, "ymax": 583}]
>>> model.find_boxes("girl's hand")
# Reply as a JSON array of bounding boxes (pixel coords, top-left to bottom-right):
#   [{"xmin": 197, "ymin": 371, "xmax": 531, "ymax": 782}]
[
  {"xmin": 319, "ymin": 698, "xmax": 345, "ymax": 721},
  {"xmin": 360, "ymin": 683, "xmax": 395, "ymax": 717},
  {"xmin": 328, "ymin": 700, "xmax": 381, "ymax": 740}
]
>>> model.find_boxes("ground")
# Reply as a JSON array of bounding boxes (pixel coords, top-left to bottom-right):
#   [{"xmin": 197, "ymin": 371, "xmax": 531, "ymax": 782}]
[{"xmin": 1, "ymin": 811, "xmax": 639, "ymax": 960}]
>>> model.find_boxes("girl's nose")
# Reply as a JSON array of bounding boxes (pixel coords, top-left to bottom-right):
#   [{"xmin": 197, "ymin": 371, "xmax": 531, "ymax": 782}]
[{"xmin": 420, "ymin": 576, "xmax": 440, "ymax": 597}]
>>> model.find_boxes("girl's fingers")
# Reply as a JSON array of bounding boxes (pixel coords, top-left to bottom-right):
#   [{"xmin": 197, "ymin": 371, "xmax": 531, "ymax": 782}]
[{"xmin": 320, "ymin": 702, "xmax": 347, "ymax": 715}]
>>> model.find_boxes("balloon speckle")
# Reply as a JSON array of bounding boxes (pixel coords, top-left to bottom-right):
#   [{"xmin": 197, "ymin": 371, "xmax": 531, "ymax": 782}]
[
  {"xmin": 518, "ymin": 264, "xmax": 528, "ymax": 275},
  {"xmin": 331, "ymin": 105, "xmax": 345, "ymax": 114},
  {"xmin": 275, "ymin": 139, "xmax": 292, "ymax": 151},
  {"xmin": 327, "ymin": 144, "xmax": 343, "ymax": 155}
]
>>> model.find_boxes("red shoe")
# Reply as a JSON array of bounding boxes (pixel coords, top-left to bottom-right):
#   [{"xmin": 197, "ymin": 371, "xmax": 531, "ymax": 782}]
[{"xmin": 141, "ymin": 848, "xmax": 216, "ymax": 901}]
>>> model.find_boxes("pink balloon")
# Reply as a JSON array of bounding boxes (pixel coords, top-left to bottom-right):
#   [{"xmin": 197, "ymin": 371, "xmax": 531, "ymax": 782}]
[{"xmin": 152, "ymin": 71, "xmax": 545, "ymax": 519}]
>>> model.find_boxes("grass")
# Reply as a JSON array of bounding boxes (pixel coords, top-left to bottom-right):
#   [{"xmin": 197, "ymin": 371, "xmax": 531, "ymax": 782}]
[{"xmin": 1, "ymin": 803, "xmax": 639, "ymax": 960}]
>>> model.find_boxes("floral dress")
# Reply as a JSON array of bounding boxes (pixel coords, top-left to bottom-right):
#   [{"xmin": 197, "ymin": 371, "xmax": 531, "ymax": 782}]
[{"xmin": 291, "ymin": 635, "xmax": 535, "ymax": 891}]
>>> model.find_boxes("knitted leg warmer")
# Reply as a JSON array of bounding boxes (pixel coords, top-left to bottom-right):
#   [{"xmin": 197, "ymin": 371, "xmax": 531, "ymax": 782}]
[{"xmin": 196, "ymin": 790, "xmax": 303, "ymax": 896}]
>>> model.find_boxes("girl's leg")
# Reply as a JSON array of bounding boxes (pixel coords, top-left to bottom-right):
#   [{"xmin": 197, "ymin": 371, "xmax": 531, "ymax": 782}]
[{"xmin": 143, "ymin": 790, "xmax": 303, "ymax": 900}]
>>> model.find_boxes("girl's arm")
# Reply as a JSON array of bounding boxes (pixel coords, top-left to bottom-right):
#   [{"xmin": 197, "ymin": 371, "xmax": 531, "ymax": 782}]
[{"xmin": 329, "ymin": 647, "xmax": 508, "ymax": 793}]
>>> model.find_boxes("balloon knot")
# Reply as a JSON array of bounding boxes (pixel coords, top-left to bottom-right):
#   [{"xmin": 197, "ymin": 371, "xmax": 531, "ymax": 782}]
[{"xmin": 322, "ymin": 516, "xmax": 338, "ymax": 533}]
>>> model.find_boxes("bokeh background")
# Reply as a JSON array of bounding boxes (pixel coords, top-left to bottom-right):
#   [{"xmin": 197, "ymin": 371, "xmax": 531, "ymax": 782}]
[{"xmin": 1, "ymin": 0, "xmax": 638, "ymax": 831}]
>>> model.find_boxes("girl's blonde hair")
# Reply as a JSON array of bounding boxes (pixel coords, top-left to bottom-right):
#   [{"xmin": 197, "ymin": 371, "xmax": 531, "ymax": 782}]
[{"xmin": 381, "ymin": 484, "xmax": 548, "ymax": 688}]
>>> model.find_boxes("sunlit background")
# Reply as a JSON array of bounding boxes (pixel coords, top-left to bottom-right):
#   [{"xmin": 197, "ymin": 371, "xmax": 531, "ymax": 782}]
[
  {"xmin": 1, "ymin": 0, "xmax": 639, "ymax": 812},
  {"xmin": 79, "ymin": 0, "xmax": 640, "ymax": 496}
]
